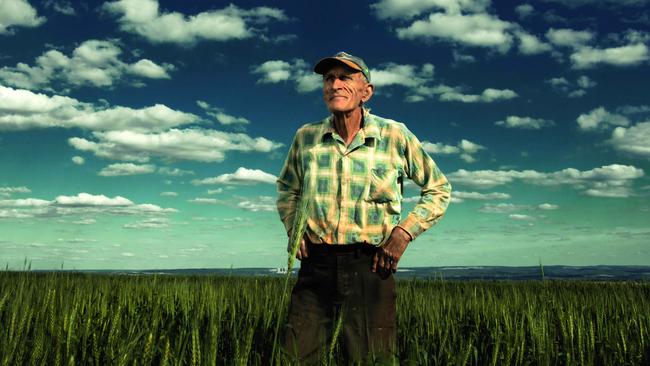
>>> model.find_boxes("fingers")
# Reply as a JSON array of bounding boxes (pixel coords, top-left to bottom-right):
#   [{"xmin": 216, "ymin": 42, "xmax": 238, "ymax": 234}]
[
  {"xmin": 299, "ymin": 238, "xmax": 308, "ymax": 259},
  {"xmin": 371, "ymin": 253, "xmax": 379, "ymax": 272}
]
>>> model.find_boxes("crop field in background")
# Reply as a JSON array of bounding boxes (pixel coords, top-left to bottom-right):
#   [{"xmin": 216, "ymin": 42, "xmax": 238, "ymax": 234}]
[{"xmin": 0, "ymin": 272, "xmax": 649, "ymax": 365}]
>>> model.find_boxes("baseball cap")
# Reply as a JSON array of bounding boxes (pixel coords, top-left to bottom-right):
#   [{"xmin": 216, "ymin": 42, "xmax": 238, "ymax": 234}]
[{"xmin": 313, "ymin": 51, "xmax": 371, "ymax": 82}]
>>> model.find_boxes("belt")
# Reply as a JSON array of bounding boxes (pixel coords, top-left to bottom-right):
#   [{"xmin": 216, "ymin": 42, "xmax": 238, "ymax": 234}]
[{"xmin": 306, "ymin": 243, "xmax": 378, "ymax": 257}]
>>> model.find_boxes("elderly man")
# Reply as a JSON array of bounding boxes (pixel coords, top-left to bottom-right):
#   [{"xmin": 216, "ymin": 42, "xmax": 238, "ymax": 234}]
[{"xmin": 276, "ymin": 51, "xmax": 451, "ymax": 363}]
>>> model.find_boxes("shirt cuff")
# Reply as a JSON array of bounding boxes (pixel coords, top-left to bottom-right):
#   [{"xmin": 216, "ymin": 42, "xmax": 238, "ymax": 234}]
[{"xmin": 398, "ymin": 213, "xmax": 425, "ymax": 241}]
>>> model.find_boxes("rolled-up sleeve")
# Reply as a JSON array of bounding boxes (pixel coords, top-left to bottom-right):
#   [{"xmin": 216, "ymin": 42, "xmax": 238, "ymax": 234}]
[
  {"xmin": 276, "ymin": 134, "xmax": 302, "ymax": 236},
  {"xmin": 397, "ymin": 129, "xmax": 452, "ymax": 241}
]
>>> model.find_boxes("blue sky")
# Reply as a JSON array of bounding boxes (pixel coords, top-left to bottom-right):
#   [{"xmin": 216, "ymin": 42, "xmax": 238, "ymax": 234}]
[{"xmin": 1, "ymin": 0, "xmax": 649, "ymax": 270}]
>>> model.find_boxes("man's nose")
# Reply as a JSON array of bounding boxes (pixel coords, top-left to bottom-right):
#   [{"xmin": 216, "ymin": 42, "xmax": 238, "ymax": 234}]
[{"xmin": 331, "ymin": 77, "xmax": 344, "ymax": 89}]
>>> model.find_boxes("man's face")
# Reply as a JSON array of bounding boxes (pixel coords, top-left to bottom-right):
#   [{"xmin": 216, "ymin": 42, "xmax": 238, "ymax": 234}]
[{"xmin": 322, "ymin": 65, "xmax": 373, "ymax": 114}]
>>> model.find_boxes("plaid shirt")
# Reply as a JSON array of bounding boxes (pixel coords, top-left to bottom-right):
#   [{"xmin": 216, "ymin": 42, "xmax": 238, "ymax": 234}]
[{"xmin": 276, "ymin": 110, "xmax": 451, "ymax": 245}]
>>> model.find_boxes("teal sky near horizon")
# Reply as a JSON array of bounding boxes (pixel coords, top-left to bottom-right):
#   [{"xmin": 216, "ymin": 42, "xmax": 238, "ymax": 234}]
[{"xmin": 1, "ymin": 0, "xmax": 649, "ymax": 270}]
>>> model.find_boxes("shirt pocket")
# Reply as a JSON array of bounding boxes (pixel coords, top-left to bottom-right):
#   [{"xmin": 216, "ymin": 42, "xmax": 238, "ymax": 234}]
[{"xmin": 366, "ymin": 166, "xmax": 401, "ymax": 204}]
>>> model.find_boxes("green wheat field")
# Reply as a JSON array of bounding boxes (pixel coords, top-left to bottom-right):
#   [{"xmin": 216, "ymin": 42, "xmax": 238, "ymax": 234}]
[{"xmin": 1, "ymin": 271, "xmax": 648, "ymax": 365}]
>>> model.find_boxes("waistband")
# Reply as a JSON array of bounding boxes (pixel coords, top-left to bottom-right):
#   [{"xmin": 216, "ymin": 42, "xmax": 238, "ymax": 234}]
[{"xmin": 307, "ymin": 243, "xmax": 378, "ymax": 257}]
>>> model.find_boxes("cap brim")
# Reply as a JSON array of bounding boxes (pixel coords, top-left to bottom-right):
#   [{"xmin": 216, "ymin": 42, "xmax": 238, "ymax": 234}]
[{"xmin": 313, "ymin": 57, "xmax": 362, "ymax": 74}]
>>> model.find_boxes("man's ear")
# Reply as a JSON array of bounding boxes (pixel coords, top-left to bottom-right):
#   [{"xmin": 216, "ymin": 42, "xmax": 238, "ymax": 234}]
[{"xmin": 362, "ymin": 83, "xmax": 374, "ymax": 102}]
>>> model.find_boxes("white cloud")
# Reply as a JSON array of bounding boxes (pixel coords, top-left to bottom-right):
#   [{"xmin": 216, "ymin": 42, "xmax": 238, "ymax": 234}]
[
  {"xmin": 0, "ymin": 186, "xmax": 31, "ymax": 197},
  {"xmin": 547, "ymin": 75, "xmax": 596, "ymax": 98},
  {"xmin": 447, "ymin": 164, "xmax": 644, "ymax": 197},
  {"xmin": 0, "ymin": 192, "xmax": 177, "ymax": 220},
  {"xmin": 123, "ymin": 217, "xmax": 169, "ymax": 229},
  {"xmin": 157, "ymin": 167, "xmax": 194, "ymax": 176},
  {"xmin": 372, "ymin": 63, "xmax": 434, "ymax": 88},
  {"xmin": 0, "ymin": 40, "xmax": 173, "ymax": 91},
  {"xmin": 43, "ymin": 0, "xmax": 76, "ymax": 16},
  {"xmin": 541, "ymin": 0, "xmax": 650, "ymax": 8},
  {"xmin": 437, "ymin": 87, "xmax": 518, "ymax": 103},
  {"xmin": 197, "ymin": 100, "xmax": 250, "ymax": 125},
  {"xmin": 71, "ymin": 218, "xmax": 96, "ymax": 225},
  {"xmin": 538, "ymin": 203, "xmax": 559, "ymax": 210},
  {"xmin": 160, "ymin": 191, "xmax": 178, "ymax": 197},
  {"xmin": 0, "ymin": 0, "xmax": 45, "ymax": 34},
  {"xmin": 103, "ymin": 0, "xmax": 288, "ymax": 45},
  {"xmin": 479, "ymin": 203, "xmax": 526, "ymax": 213},
  {"xmin": 207, "ymin": 188, "xmax": 223, "ymax": 195},
  {"xmin": 509, "ymin": 214, "xmax": 535, "ymax": 221},
  {"xmin": 188, "ymin": 198, "xmax": 220, "ymax": 204},
  {"xmin": 396, "ymin": 12, "xmax": 514, "ymax": 52},
  {"xmin": 371, "ymin": 0, "xmax": 490, "ymax": 19},
  {"xmin": 617, "ymin": 105, "xmax": 650, "ymax": 115},
  {"xmin": 609, "ymin": 122, "xmax": 650, "ymax": 159},
  {"xmin": 515, "ymin": 4, "xmax": 534, "ymax": 18},
  {"xmin": 516, "ymin": 31, "xmax": 552, "ymax": 55},
  {"xmin": 71, "ymin": 156, "xmax": 85, "ymax": 165},
  {"xmin": 451, "ymin": 191, "xmax": 511, "ymax": 203},
  {"xmin": 577, "ymin": 107, "xmax": 629, "ymax": 131},
  {"xmin": 422, "ymin": 139, "xmax": 485, "ymax": 162},
  {"xmin": 570, "ymin": 43, "xmax": 649, "ymax": 69},
  {"xmin": 98, "ymin": 163, "xmax": 156, "ymax": 176},
  {"xmin": 192, "ymin": 167, "xmax": 277, "ymax": 185},
  {"xmin": 69, "ymin": 128, "xmax": 282, "ymax": 163},
  {"xmin": 546, "ymin": 28, "xmax": 594, "ymax": 48},
  {"xmin": 252, "ymin": 59, "xmax": 321, "ymax": 93},
  {"xmin": 237, "ymin": 196, "xmax": 275, "ymax": 212},
  {"xmin": 577, "ymin": 75, "xmax": 597, "ymax": 89},
  {"xmin": 0, "ymin": 86, "xmax": 199, "ymax": 132},
  {"xmin": 495, "ymin": 115, "xmax": 555, "ymax": 129}
]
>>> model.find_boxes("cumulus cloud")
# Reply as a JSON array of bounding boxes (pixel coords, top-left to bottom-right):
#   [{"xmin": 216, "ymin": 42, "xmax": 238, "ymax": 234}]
[
  {"xmin": 252, "ymin": 59, "xmax": 321, "ymax": 93},
  {"xmin": 577, "ymin": 107, "xmax": 629, "ymax": 131},
  {"xmin": 516, "ymin": 31, "xmax": 552, "ymax": 55},
  {"xmin": 547, "ymin": 75, "xmax": 597, "ymax": 98},
  {"xmin": 71, "ymin": 156, "xmax": 85, "ymax": 165},
  {"xmin": 495, "ymin": 115, "xmax": 555, "ymax": 129},
  {"xmin": 0, "ymin": 39, "xmax": 173, "ymax": 91},
  {"xmin": 0, "ymin": 0, "xmax": 45, "ymax": 34},
  {"xmin": 570, "ymin": 43, "xmax": 649, "ymax": 69},
  {"xmin": 371, "ymin": 0, "xmax": 490, "ymax": 19},
  {"xmin": 0, "ymin": 186, "xmax": 31, "ymax": 197},
  {"xmin": 160, "ymin": 191, "xmax": 178, "ymax": 197},
  {"xmin": 69, "ymin": 129, "xmax": 282, "ymax": 163},
  {"xmin": 197, "ymin": 100, "xmax": 250, "ymax": 126},
  {"xmin": 546, "ymin": 28, "xmax": 595, "ymax": 48},
  {"xmin": 123, "ymin": 217, "xmax": 169, "ymax": 229},
  {"xmin": 0, "ymin": 192, "xmax": 176, "ymax": 220},
  {"xmin": 509, "ymin": 214, "xmax": 535, "ymax": 221},
  {"xmin": 0, "ymin": 85, "xmax": 199, "ymax": 132},
  {"xmin": 103, "ymin": 0, "xmax": 288, "ymax": 45},
  {"xmin": 43, "ymin": 0, "xmax": 76, "ymax": 16},
  {"xmin": 188, "ymin": 198, "xmax": 221, "ymax": 204},
  {"xmin": 617, "ymin": 105, "xmax": 650, "ymax": 115},
  {"xmin": 609, "ymin": 122, "xmax": 650, "ymax": 159},
  {"xmin": 447, "ymin": 164, "xmax": 644, "ymax": 197},
  {"xmin": 538, "ymin": 203, "xmax": 559, "ymax": 210},
  {"xmin": 192, "ymin": 167, "xmax": 277, "ymax": 185},
  {"xmin": 450, "ymin": 191, "xmax": 511, "ymax": 203},
  {"xmin": 98, "ymin": 163, "xmax": 156, "ymax": 176},
  {"xmin": 237, "ymin": 196, "xmax": 275, "ymax": 212},
  {"xmin": 435, "ymin": 86, "xmax": 518, "ymax": 103},
  {"xmin": 479, "ymin": 203, "xmax": 527, "ymax": 213},
  {"xmin": 395, "ymin": 12, "xmax": 514, "ymax": 52},
  {"xmin": 515, "ymin": 4, "xmax": 534, "ymax": 19},
  {"xmin": 422, "ymin": 139, "xmax": 485, "ymax": 163},
  {"xmin": 541, "ymin": 0, "xmax": 650, "ymax": 8}
]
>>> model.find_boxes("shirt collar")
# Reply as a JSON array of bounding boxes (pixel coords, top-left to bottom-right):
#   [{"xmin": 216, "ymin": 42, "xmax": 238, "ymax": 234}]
[{"xmin": 319, "ymin": 107, "xmax": 382, "ymax": 141}]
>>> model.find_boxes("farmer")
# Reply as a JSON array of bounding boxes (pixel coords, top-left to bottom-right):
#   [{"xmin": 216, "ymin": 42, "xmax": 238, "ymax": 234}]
[{"xmin": 276, "ymin": 51, "xmax": 451, "ymax": 363}]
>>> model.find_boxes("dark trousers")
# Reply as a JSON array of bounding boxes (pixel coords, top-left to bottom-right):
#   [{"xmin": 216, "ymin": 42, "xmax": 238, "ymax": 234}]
[{"xmin": 282, "ymin": 243, "xmax": 397, "ymax": 365}]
